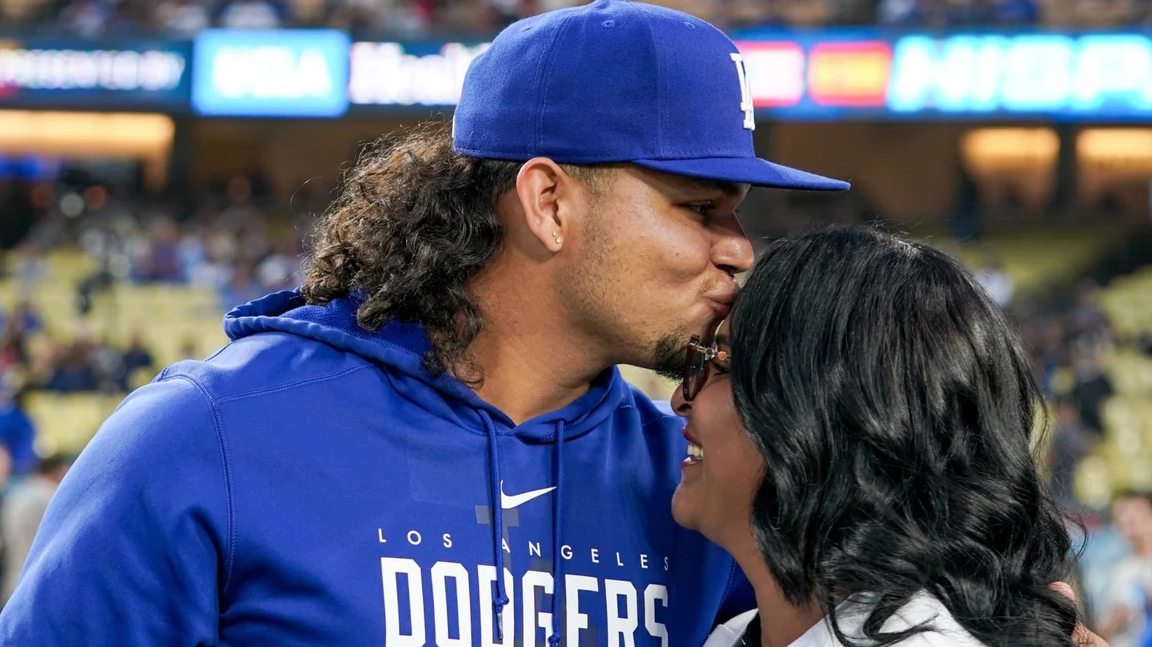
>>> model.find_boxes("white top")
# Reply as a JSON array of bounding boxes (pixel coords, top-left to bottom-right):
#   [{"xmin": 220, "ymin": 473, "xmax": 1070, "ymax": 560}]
[{"xmin": 702, "ymin": 592, "xmax": 988, "ymax": 647}]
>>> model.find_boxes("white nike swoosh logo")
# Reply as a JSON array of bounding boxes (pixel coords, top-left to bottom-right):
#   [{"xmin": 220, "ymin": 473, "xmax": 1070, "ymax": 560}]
[{"xmin": 500, "ymin": 481, "xmax": 557, "ymax": 509}]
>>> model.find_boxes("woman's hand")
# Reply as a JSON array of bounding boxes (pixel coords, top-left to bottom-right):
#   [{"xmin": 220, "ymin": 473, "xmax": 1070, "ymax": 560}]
[{"xmin": 1049, "ymin": 582, "xmax": 1110, "ymax": 647}]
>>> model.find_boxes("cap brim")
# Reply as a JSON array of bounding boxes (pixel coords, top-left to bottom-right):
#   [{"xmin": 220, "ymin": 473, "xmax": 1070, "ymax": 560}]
[{"xmin": 632, "ymin": 157, "xmax": 849, "ymax": 191}]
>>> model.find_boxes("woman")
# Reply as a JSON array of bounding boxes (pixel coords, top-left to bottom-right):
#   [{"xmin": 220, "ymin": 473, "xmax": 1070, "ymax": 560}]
[{"xmin": 673, "ymin": 226, "xmax": 1084, "ymax": 647}]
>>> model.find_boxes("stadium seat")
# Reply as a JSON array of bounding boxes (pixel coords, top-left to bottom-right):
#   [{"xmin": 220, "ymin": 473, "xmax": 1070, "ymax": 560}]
[{"xmin": 26, "ymin": 392, "xmax": 122, "ymax": 458}]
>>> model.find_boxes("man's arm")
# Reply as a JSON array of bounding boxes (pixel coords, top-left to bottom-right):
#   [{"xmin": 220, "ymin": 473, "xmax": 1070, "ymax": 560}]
[{"xmin": 0, "ymin": 376, "xmax": 230, "ymax": 646}]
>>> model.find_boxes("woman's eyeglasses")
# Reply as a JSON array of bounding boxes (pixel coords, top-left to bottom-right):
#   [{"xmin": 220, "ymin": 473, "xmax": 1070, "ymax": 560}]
[{"xmin": 681, "ymin": 321, "xmax": 730, "ymax": 402}]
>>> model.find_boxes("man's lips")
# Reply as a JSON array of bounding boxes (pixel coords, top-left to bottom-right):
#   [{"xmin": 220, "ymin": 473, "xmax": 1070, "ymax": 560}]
[
  {"xmin": 707, "ymin": 301, "xmax": 730, "ymax": 318},
  {"xmin": 703, "ymin": 292, "xmax": 736, "ymax": 318}
]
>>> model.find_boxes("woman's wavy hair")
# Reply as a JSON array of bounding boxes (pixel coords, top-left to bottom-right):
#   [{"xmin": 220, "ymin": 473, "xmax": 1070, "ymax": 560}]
[
  {"xmin": 729, "ymin": 225, "xmax": 1081, "ymax": 647},
  {"xmin": 301, "ymin": 122, "xmax": 603, "ymax": 383}
]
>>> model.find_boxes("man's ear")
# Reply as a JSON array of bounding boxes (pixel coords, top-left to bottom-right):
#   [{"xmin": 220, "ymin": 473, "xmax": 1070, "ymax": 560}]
[{"xmin": 515, "ymin": 157, "xmax": 571, "ymax": 253}]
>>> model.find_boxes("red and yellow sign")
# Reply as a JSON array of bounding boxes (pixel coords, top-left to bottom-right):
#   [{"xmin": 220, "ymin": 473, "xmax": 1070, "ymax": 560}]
[{"xmin": 807, "ymin": 42, "xmax": 892, "ymax": 107}]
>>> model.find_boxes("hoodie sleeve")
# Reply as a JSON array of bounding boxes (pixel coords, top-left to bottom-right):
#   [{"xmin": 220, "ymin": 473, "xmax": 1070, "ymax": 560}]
[{"xmin": 0, "ymin": 375, "xmax": 230, "ymax": 647}]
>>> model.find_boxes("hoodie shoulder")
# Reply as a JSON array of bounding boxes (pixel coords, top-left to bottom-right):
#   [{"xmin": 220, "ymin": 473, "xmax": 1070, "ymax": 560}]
[
  {"xmin": 161, "ymin": 331, "xmax": 376, "ymax": 404},
  {"xmin": 621, "ymin": 381, "xmax": 684, "ymax": 432}
]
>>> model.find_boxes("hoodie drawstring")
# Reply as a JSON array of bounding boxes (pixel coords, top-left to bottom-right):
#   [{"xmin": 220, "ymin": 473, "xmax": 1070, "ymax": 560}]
[
  {"xmin": 484, "ymin": 413, "xmax": 567, "ymax": 646},
  {"xmin": 548, "ymin": 420, "xmax": 566, "ymax": 647},
  {"xmin": 482, "ymin": 412, "xmax": 510, "ymax": 643}
]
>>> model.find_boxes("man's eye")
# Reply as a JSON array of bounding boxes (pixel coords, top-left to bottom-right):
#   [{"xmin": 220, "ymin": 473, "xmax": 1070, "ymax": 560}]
[{"xmin": 686, "ymin": 202, "xmax": 714, "ymax": 215}]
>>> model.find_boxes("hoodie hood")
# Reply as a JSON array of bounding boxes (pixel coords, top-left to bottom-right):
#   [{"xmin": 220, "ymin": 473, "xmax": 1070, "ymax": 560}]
[{"xmin": 223, "ymin": 290, "xmax": 628, "ymax": 444}]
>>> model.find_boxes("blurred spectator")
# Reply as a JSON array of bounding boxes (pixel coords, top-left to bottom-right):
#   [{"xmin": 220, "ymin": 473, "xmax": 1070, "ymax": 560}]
[
  {"xmin": 0, "ymin": 181, "xmax": 38, "ymax": 253},
  {"xmin": 878, "ymin": 0, "xmax": 930, "ymax": 25},
  {"xmin": 990, "ymin": 0, "xmax": 1040, "ymax": 24},
  {"xmin": 59, "ymin": 0, "xmax": 111, "ymax": 38},
  {"xmin": 220, "ymin": 259, "xmax": 263, "ymax": 312},
  {"xmin": 0, "ymin": 320, "xmax": 29, "ymax": 374},
  {"xmin": 976, "ymin": 255, "xmax": 1015, "ymax": 307},
  {"xmin": 1, "ymin": 300, "xmax": 43, "ymax": 336},
  {"xmin": 289, "ymin": 0, "xmax": 331, "ymax": 27},
  {"xmin": 1, "ymin": 454, "xmax": 72, "ymax": 605},
  {"xmin": 1071, "ymin": 348, "xmax": 1115, "ymax": 434},
  {"xmin": 46, "ymin": 328, "xmax": 100, "ymax": 393},
  {"xmin": 134, "ymin": 216, "xmax": 185, "ymax": 283},
  {"xmin": 219, "ymin": 176, "xmax": 263, "ymax": 229},
  {"xmin": 726, "ymin": 0, "xmax": 790, "ymax": 28},
  {"xmin": 256, "ymin": 232, "xmax": 303, "ymax": 291},
  {"xmin": 105, "ymin": 0, "xmax": 150, "ymax": 33},
  {"xmin": 11, "ymin": 242, "xmax": 46, "ymax": 290},
  {"xmin": 1072, "ymin": 0, "xmax": 1136, "ymax": 28},
  {"xmin": 217, "ymin": 0, "xmax": 285, "ymax": 28},
  {"xmin": 0, "ymin": 386, "xmax": 38, "ymax": 478},
  {"xmin": 155, "ymin": 0, "xmax": 213, "ymax": 34},
  {"xmin": 1099, "ymin": 492, "xmax": 1152, "ymax": 647},
  {"xmin": 1047, "ymin": 396, "xmax": 1100, "ymax": 508},
  {"xmin": 1071, "ymin": 279, "xmax": 1111, "ymax": 338},
  {"xmin": 117, "ymin": 332, "xmax": 155, "ymax": 390},
  {"xmin": 930, "ymin": 0, "xmax": 988, "ymax": 25}
]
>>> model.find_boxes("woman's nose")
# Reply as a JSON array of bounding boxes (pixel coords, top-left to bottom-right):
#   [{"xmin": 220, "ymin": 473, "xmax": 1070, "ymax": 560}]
[{"xmin": 670, "ymin": 387, "xmax": 691, "ymax": 417}]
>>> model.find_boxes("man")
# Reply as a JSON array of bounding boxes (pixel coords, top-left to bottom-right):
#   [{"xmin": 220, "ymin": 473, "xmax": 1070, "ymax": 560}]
[
  {"xmin": 1046, "ymin": 396, "xmax": 1100, "ymax": 510},
  {"xmin": 1099, "ymin": 492, "xmax": 1152, "ymax": 647},
  {"xmin": 0, "ymin": 385, "xmax": 36, "ymax": 479},
  {"xmin": 0, "ymin": 3, "xmax": 848, "ymax": 645},
  {"xmin": 1, "ymin": 454, "xmax": 71, "ymax": 604}
]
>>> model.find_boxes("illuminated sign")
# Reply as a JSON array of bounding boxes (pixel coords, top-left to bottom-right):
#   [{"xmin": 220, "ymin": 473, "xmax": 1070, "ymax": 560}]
[
  {"xmin": 0, "ymin": 40, "xmax": 189, "ymax": 109},
  {"xmin": 734, "ymin": 42, "xmax": 805, "ymax": 107},
  {"xmin": 192, "ymin": 30, "xmax": 350, "ymax": 117},
  {"xmin": 0, "ymin": 30, "xmax": 1147, "ymax": 119},
  {"xmin": 807, "ymin": 41, "xmax": 891, "ymax": 107},
  {"xmin": 888, "ymin": 33, "xmax": 1152, "ymax": 116},
  {"xmin": 349, "ymin": 41, "xmax": 488, "ymax": 106},
  {"xmin": 340, "ymin": 32, "xmax": 1152, "ymax": 120}
]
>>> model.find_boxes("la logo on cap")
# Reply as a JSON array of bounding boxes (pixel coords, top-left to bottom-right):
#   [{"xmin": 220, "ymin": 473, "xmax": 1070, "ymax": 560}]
[{"xmin": 730, "ymin": 53, "xmax": 755, "ymax": 131}]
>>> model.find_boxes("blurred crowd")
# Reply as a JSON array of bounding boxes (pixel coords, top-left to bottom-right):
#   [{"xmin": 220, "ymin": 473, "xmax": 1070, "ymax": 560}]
[
  {"xmin": 0, "ymin": 171, "xmax": 307, "ymax": 398},
  {"xmin": 970, "ymin": 256, "xmax": 1152, "ymax": 645},
  {"xmin": 0, "ymin": 171, "xmax": 316, "ymax": 610},
  {"xmin": 0, "ymin": 0, "xmax": 1149, "ymax": 38}
]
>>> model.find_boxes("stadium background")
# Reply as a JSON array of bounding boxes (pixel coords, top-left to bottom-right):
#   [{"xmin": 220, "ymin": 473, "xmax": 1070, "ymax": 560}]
[{"xmin": 0, "ymin": 0, "xmax": 1151, "ymax": 641}]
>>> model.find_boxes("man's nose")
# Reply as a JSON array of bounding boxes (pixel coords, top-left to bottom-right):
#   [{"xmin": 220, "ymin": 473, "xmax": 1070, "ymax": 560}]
[{"xmin": 714, "ymin": 232, "xmax": 754, "ymax": 276}]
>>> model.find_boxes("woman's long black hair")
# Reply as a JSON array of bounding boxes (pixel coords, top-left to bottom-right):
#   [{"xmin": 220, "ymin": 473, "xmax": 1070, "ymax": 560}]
[{"xmin": 729, "ymin": 225, "xmax": 1080, "ymax": 647}]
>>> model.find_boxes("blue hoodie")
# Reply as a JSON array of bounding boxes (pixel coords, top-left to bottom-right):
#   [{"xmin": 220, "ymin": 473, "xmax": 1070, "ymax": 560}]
[{"xmin": 0, "ymin": 291, "xmax": 752, "ymax": 646}]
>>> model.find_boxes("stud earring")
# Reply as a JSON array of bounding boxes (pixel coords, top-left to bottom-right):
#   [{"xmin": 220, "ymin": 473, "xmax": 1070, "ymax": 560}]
[{"xmin": 553, "ymin": 232, "xmax": 563, "ymax": 245}]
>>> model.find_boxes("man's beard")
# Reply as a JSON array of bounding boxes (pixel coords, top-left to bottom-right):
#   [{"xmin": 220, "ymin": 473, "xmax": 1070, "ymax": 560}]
[{"xmin": 652, "ymin": 332, "xmax": 687, "ymax": 382}]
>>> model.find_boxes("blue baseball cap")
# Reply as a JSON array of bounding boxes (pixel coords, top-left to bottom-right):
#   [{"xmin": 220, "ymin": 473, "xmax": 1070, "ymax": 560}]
[{"xmin": 453, "ymin": 0, "xmax": 849, "ymax": 192}]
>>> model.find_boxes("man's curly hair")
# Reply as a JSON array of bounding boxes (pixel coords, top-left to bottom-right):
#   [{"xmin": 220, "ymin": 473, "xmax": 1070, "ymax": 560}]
[{"xmin": 301, "ymin": 122, "xmax": 605, "ymax": 384}]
